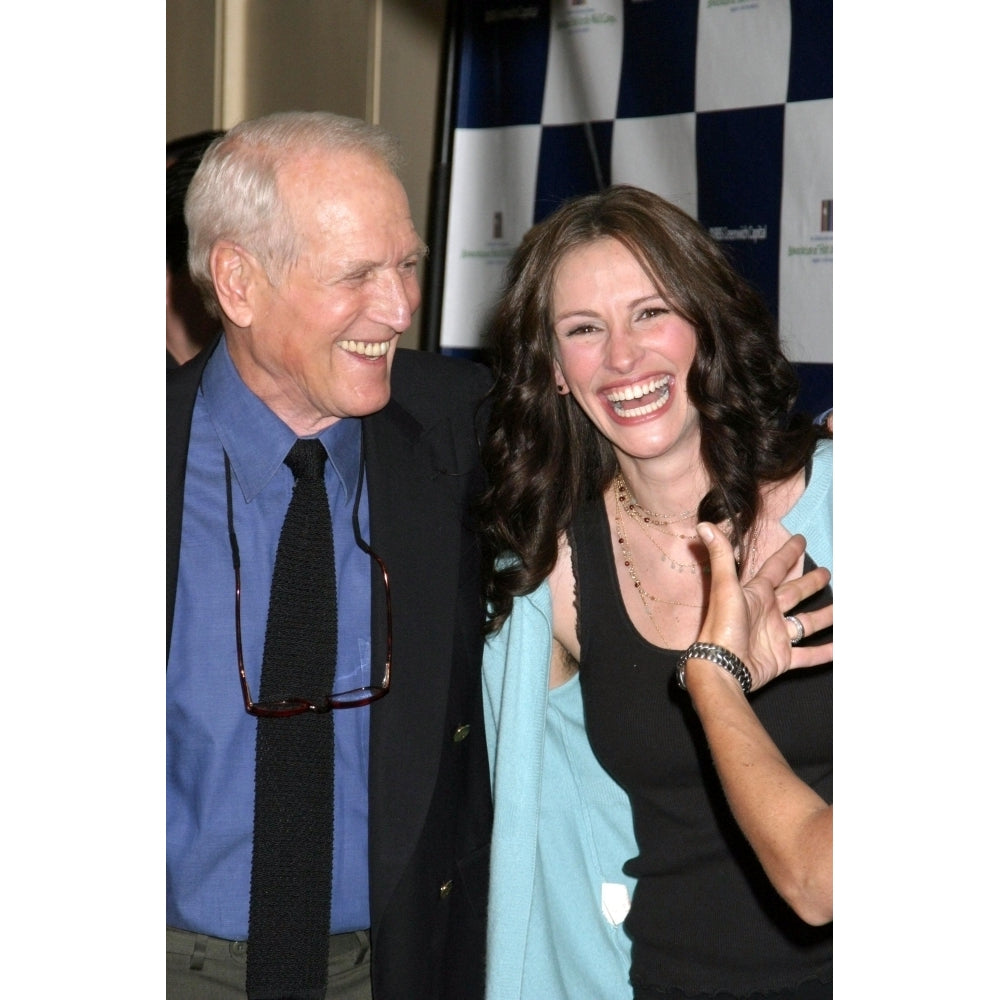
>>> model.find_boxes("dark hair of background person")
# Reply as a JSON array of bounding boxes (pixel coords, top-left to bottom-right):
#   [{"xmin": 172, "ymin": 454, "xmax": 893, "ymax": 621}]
[{"xmin": 166, "ymin": 130, "xmax": 225, "ymax": 368}]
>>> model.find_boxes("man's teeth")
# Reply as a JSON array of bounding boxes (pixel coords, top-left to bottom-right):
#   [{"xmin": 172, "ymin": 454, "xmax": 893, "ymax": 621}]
[
  {"xmin": 341, "ymin": 340, "xmax": 390, "ymax": 357},
  {"xmin": 607, "ymin": 376, "xmax": 670, "ymax": 417}
]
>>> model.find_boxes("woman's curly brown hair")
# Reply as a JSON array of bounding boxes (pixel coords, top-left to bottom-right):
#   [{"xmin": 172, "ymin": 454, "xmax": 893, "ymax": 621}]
[{"xmin": 477, "ymin": 185, "xmax": 825, "ymax": 634}]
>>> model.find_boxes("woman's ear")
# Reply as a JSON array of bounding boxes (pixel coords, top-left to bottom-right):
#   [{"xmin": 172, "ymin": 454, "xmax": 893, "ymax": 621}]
[{"xmin": 553, "ymin": 360, "xmax": 570, "ymax": 395}]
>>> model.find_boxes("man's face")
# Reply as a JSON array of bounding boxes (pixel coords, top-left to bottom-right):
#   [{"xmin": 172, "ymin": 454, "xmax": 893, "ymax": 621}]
[{"xmin": 229, "ymin": 148, "xmax": 426, "ymax": 435}]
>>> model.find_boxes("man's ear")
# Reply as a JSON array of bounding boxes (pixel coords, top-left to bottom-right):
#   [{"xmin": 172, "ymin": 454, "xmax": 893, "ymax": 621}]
[{"xmin": 210, "ymin": 242, "xmax": 259, "ymax": 328}]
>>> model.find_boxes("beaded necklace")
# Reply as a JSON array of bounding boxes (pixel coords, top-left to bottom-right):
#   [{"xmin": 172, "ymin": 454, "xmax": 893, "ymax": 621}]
[
  {"xmin": 613, "ymin": 472, "xmax": 696, "ymax": 525},
  {"xmin": 630, "ymin": 515, "xmax": 709, "ymax": 574},
  {"xmin": 613, "ymin": 469, "xmax": 761, "ymax": 581},
  {"xmin": 613, "ymin": 472, "xmax": 708, "ymax": 574},
  {"xmin": 613, "ymin": 488, "xmax": 706, "ymax": 647}
]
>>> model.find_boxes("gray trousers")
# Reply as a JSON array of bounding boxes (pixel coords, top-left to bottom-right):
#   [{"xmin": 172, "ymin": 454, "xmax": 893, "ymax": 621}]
[{"xmin": 166, "ymin": 927, "xmax": 372, "ymax": 999}]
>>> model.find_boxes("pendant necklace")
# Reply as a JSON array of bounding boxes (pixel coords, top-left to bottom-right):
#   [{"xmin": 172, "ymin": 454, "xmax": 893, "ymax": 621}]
[
  {"xmin": 614, "ymin": 472, "xmax": 709, "ymax": 575},
  {"xmin": 613, "ymin": 490, "xmax": 706, "ymax": 647}
]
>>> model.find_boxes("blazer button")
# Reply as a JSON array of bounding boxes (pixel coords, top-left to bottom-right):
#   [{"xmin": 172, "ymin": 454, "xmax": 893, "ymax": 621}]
[
  {"xmin": 452, "ymin": 723, "xmax": 471, "ymax": 743},
  {"xmin": 439, "ymin": 879, "xmax": 453, "ymax": 899}
]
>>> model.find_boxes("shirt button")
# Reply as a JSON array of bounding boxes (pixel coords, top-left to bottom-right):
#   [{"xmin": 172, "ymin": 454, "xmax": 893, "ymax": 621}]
[
  {"xmin": 452, "ymin": 723, "xmax": 470, "ymax": 743},
  {"xmin": 439, "ymin": 879, "xmax": 453, "ymax": 898}
]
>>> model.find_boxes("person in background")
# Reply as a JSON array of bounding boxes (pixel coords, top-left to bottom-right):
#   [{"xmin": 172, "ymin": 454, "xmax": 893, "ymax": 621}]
[
  {"xmin": 478, "ymin": 185, "xmax": 832, "ymax": 1000},
  {"xmin": 166, "ymin": 129, "xmax": 222, "ymax": 168},
  {"xmin": 167, "ymin": 111, "xmax": 492, "ymax": 999},
  {"xmin": 166, "ymin": 130, "xmax": 224, "ymax": 368}
]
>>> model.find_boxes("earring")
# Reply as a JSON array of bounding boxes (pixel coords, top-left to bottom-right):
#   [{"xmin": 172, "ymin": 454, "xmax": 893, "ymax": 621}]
[{"xmin": 556, "ymin": 382, "xmax": 569, "ymax": 395}]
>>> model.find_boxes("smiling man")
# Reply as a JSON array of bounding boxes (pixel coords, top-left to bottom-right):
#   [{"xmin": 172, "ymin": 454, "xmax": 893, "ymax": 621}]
[{"xmin": 166, "ymin": 112, "xmax": 493, "ymax": 1000}]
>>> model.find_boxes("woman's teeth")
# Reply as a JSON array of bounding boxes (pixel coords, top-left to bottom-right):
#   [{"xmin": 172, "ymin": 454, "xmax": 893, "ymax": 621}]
[{"xmin": 606, "ymin": 376, "xmax": 670, "ymax": 417}]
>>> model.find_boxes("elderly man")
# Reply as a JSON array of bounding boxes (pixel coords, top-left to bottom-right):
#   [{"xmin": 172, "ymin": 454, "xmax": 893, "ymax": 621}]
[{"xmin": 167, "ymin": 111, "xmax": 492, "ymax": 1000}]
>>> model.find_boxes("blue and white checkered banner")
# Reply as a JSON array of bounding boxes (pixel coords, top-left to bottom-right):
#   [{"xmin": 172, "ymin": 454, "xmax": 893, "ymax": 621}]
[{"xmin": 437, "ymin": 0, "xmax": 832, "ymax": 414}]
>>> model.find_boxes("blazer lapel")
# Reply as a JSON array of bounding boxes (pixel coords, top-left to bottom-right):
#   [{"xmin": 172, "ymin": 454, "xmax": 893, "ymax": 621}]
[{"xmin": 362, "ymin": 398, "xmax": 470, "ymax": 923}]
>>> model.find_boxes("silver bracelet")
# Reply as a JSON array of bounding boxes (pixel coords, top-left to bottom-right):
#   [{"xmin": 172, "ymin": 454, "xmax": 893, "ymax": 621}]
[{"xmin": 675, "ymin": 641, "xmax": 752, "ymax": 695}]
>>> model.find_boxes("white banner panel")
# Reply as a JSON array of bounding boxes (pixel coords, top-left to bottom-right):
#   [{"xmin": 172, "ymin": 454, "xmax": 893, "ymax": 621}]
[
  {"xmin": 695, "ymin": 0, "xmax": 791, "ymax": 112},
  {"xmin": 779, "ymin": 97, "xmax": 833, "ymax": 363},
  {"xmin": 541, "ymin": 0, "xmax": 625, "ymax": 125},
  {"xmin": 610, "ymin": 113, "xmax": 699, "ymax": 218},
  {"xmin": 440, "ymin": 125, "xmax": 542, "ymax": 350}
]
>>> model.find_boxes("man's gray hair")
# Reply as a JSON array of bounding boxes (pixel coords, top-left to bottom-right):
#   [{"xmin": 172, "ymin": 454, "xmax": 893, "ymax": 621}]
[{"xmin": 185, "ymin": 111, "xmax": 403, "ymax": 317}]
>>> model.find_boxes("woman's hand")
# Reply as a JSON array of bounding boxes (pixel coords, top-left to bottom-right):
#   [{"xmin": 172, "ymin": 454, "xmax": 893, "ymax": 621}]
[{"xmin": 696, "ymin": 524, "xmax": 833, "ymax": 693}]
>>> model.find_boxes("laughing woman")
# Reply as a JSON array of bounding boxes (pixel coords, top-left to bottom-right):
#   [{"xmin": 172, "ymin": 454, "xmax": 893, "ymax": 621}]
[{"xmin": 478, "ymin": 186, "xmax": 832, "ymax": 1000}]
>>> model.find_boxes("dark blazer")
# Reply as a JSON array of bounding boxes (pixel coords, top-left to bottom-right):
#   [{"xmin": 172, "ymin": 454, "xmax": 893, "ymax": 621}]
[{"xmin": 167, "ymin": 341, "xmax": 494, "ymax": 1000}]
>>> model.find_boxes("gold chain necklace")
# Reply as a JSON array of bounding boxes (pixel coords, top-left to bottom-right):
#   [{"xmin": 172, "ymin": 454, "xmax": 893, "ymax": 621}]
[
  {"xmin": 614, "ymin": 493, "xmax": 707, "ymax": 612},
  {"xmin": 615, "ymin": 469, "xmax": 761, "ymax": 577},
  {"xmin": 614, "ymin": 472, "xmax": 696, "ymax": 525},
  {"xmin": 738, "ymin": 521, "xmax": 761, "ymax": 579},
  {"xmin": 631, "ymin": 513, "xmax": 710, "ymax": 574},
  {"xmin": 614, "ymin": 472, "xmax": 708, "ymax": 573},
  {"xmin": 643, "ymin": 520, "xmax": 699, "ymax": 542}
]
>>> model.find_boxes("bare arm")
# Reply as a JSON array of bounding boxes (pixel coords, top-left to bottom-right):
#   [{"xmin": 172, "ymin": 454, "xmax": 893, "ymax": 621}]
[{"xmin": 682, "ymin": 526, "xmax": 833, "ymax": 925}]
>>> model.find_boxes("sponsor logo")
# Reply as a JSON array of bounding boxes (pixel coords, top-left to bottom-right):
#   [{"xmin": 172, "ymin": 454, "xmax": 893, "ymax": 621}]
[
  {"xmin": 555, "ymin": 6, "xmax": 618, "ymax": 30},
  {"xmin": 484, "ymin": 6, "xmax": 539, "ymax": 24},
  {"xmin": 787, "ymin": 200, "xmax": 833, "ymax": 260},
  {"xmin": 457, "ymin": 210, "xmax": 518, "ymax": 265},
  {"xmin": 788, "ymin": 243, "xmax": 833, "ymax": 257},
  {"xmin": 787, "ymin": 241, "xmax": 832, "ymax": 259},
  {"xmin": 709, "ymin": 224, "xmax": 768, "ymax": 243}
]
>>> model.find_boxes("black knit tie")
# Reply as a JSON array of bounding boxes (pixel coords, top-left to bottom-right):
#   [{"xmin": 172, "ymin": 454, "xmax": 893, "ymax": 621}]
[{"xmin": 247, "ymin": 439, "xmax": 336, "ymax": 1000}]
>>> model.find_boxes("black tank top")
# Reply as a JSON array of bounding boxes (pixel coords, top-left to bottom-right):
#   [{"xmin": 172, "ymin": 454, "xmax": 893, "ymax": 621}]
[{"xmin": 570, "ymin": 495, "xmax": 832, "ymax": 998}]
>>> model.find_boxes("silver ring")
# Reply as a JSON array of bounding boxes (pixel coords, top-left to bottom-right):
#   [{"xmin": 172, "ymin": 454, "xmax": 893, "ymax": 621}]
[{"xmin": 784, "ymin": 614, "xmax": 805, "ymax": 645}]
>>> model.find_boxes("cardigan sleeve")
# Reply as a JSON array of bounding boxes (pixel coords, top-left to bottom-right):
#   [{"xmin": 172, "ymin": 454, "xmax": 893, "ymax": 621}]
[
  {"xmin": 482, "ymin": 583, "xmax": 636, "ymax": 1000},
  {"xmin": 482, "ymin": 585, "xmax": 553, "ymax": 999},
  {"xmin": 782, "ymin": 438, "xmax": 833, "ymax": 581}
]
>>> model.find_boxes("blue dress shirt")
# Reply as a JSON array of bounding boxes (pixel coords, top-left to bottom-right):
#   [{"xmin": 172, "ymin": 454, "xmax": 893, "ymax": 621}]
[{"xmin": 167, "ymin": 340, "xmax": 372, "ymax": 938}]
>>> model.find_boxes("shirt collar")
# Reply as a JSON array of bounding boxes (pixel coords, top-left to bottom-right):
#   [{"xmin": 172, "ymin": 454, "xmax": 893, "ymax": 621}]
[{"xmin": 201, "ymin": 337, "xmax": 362, "ymax": 506}]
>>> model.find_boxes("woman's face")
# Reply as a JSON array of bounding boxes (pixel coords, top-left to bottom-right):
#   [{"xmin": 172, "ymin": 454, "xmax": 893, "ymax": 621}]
[{"xmin": 550, "ymin": 237, "xmax": 701, "ymax": 466}]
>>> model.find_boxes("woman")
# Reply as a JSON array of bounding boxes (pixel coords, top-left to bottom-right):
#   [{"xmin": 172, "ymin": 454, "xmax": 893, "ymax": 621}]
[{"xmin": 479, "ymin": 186, "xmax": 832, "ymax": 1000}]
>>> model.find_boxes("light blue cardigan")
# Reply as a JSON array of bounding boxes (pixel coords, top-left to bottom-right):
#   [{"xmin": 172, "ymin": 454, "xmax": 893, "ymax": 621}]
[{"xmin": 482, "ymin": 440, "xmax": 832, "ymax": 1000}]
